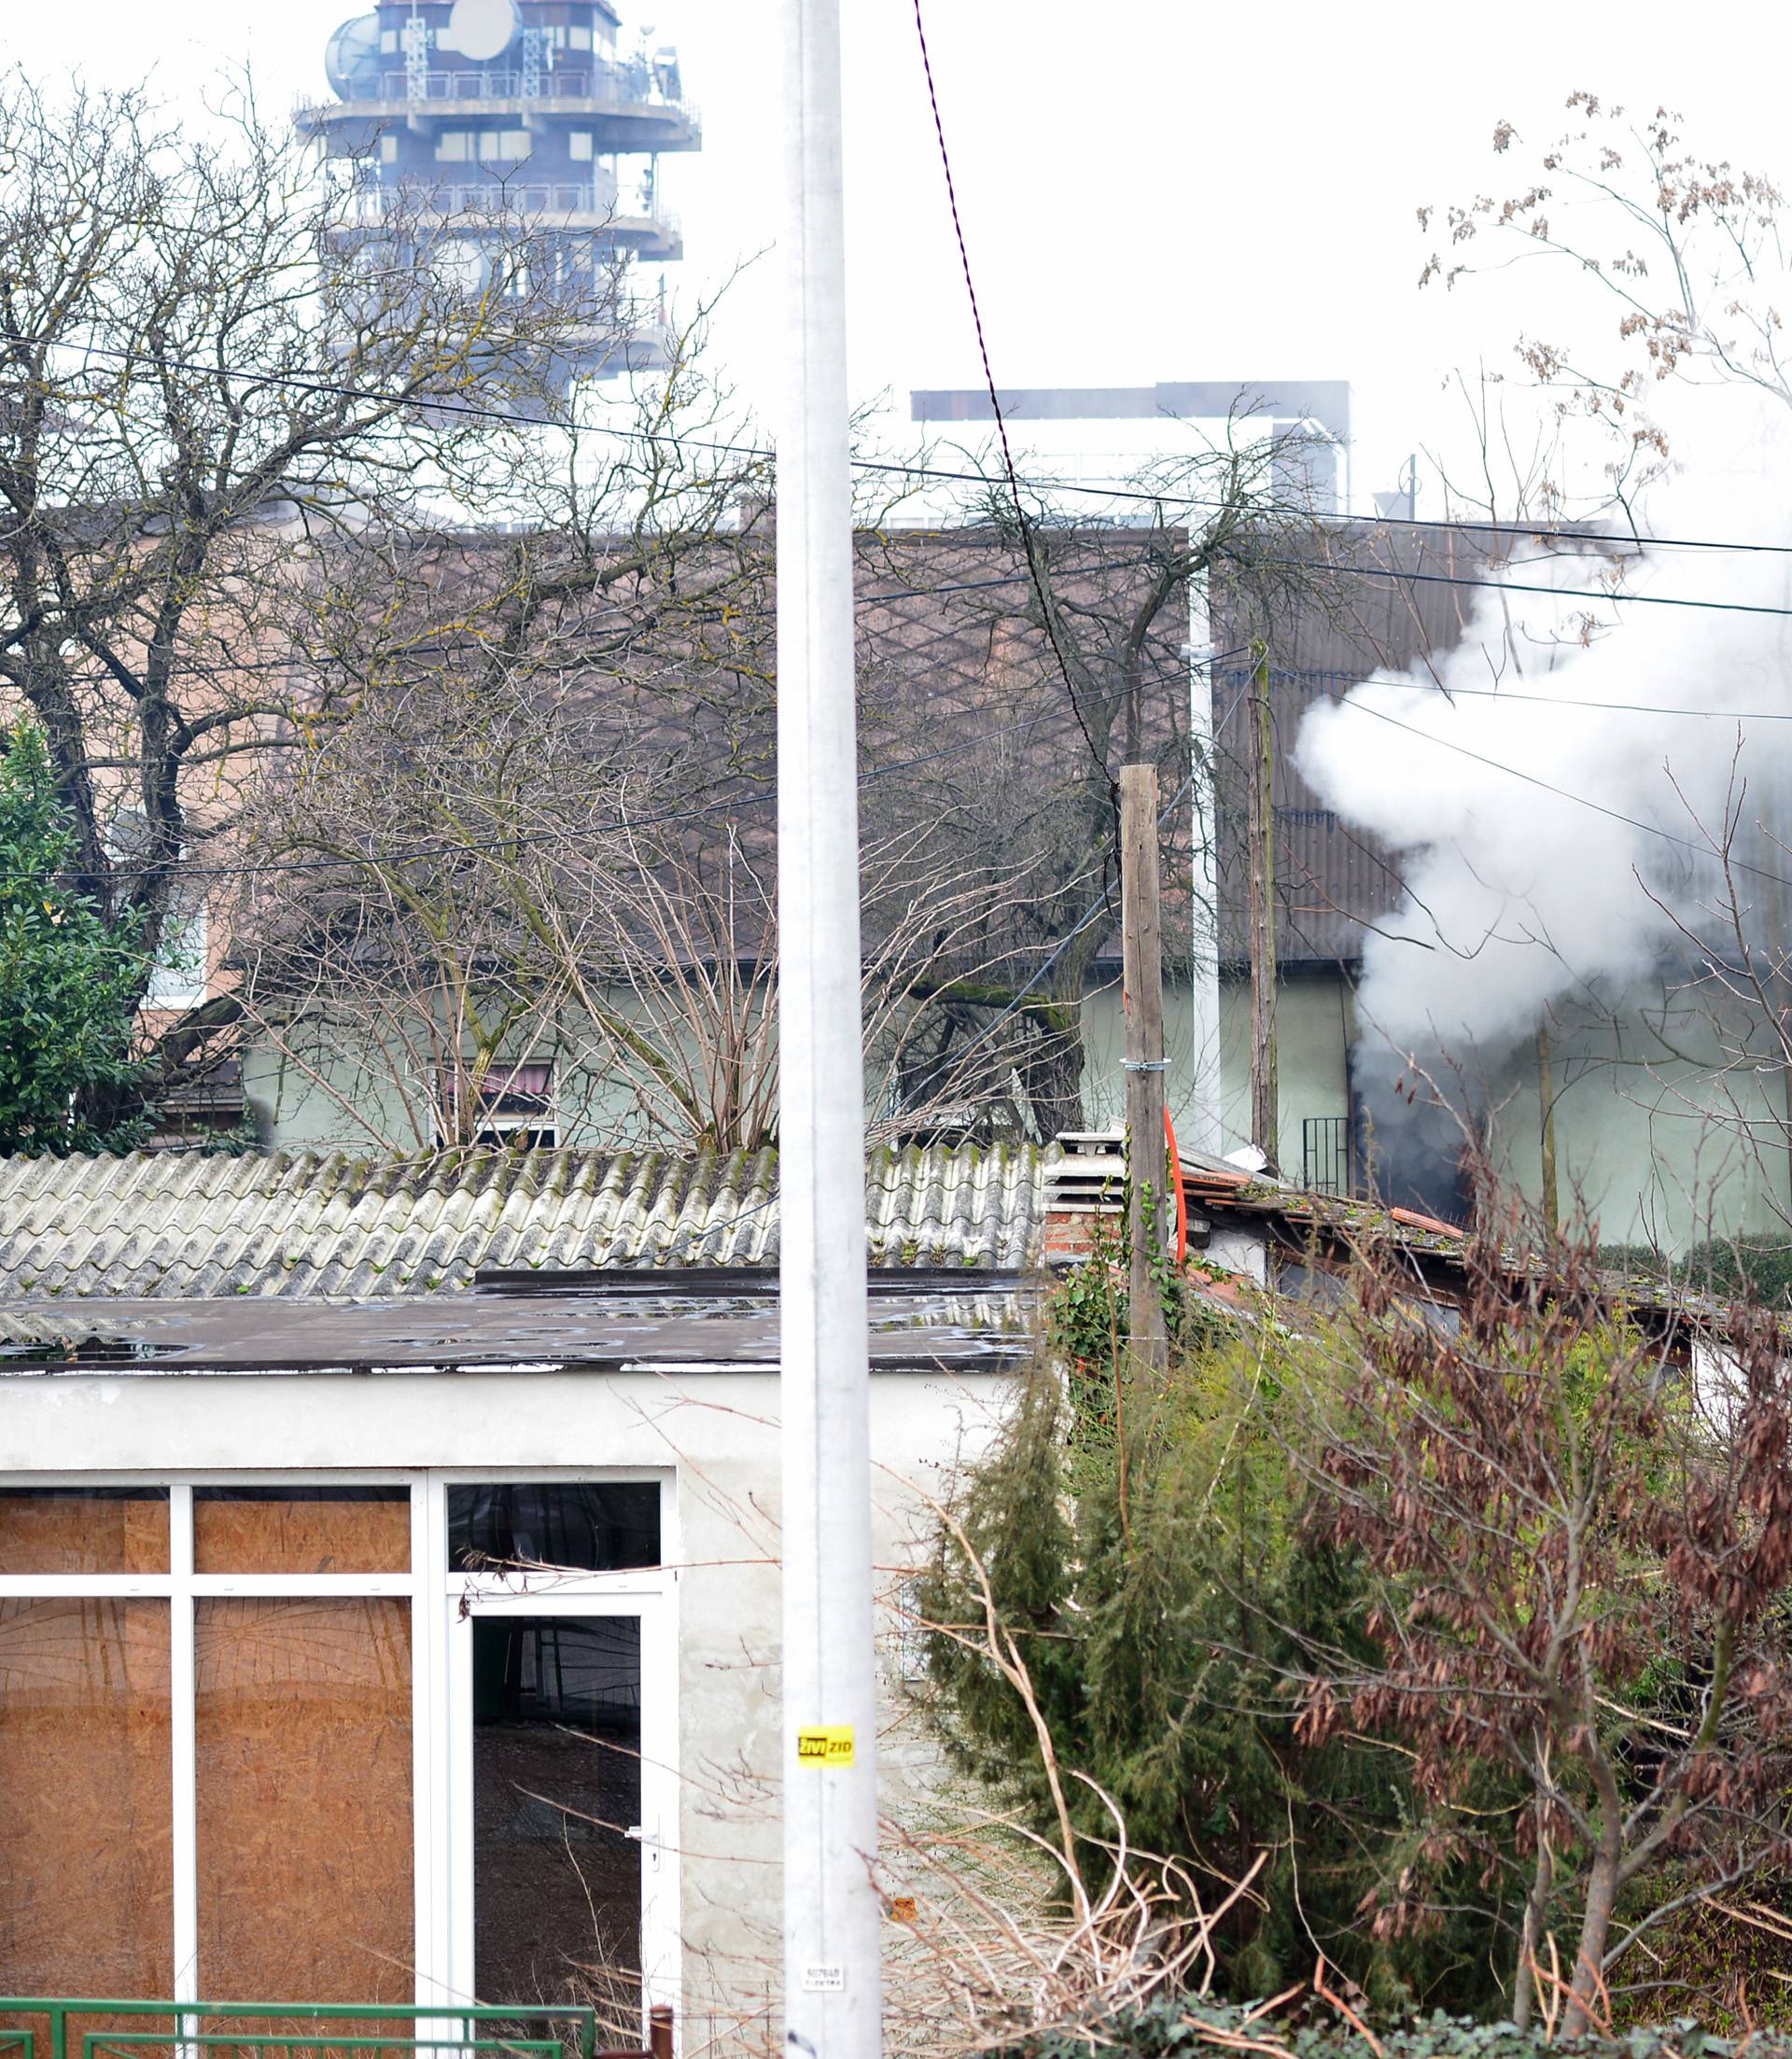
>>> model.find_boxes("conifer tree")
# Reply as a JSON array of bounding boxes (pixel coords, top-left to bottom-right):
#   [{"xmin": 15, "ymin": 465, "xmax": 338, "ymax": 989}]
[{"xmin": 0, "ymin": 723, "xmax": 153, "ymax": 1154}]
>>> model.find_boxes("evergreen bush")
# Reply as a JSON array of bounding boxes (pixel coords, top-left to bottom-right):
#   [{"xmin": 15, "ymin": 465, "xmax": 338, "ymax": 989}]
[{"xmin": 0, "ymin": 721, "xmax": 155, "ymax": 1153}]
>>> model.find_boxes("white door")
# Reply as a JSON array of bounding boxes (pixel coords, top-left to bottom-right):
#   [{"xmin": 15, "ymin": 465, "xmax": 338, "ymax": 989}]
[{"xmin": 448, "ymin": 1586, "xmax": 676, "ymax": 2038}]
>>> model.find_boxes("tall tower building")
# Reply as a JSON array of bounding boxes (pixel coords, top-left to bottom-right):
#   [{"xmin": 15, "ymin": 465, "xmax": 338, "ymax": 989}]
[{"xmin": 298, "ymin": 0, "xmax": 699, "ymax": 376}]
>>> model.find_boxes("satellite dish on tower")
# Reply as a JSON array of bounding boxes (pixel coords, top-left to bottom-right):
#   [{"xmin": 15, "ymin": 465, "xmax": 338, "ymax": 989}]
[
  {"xmin": 444, "ymin": 0, "xmax": 519, "ymax": 61},
  {"xmin": 324, "ymin": 13, "xmax": 381, "ymax": 98}
]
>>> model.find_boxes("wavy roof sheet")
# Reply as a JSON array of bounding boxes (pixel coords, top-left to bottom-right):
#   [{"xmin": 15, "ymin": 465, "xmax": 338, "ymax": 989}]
[{"xmin": 0, "ymin": 1145, "xmax": 1043, "ymax": 1300}]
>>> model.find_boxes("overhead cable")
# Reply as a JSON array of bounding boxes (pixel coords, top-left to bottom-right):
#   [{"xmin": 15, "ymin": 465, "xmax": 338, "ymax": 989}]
[
  {"xmin": 48, "ymin": 337, "xmax": 1792, "ymax": 567},
  {"xmin": 908, "ymin": 0, "xmax": 1115, "ymax": 800}
]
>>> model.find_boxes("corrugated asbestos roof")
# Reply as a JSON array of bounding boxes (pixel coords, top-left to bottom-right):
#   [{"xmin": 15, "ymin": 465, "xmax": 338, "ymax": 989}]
[{"xmin": 0, "ymin": 1144, "xmax": 1043, "ymax": 1299}]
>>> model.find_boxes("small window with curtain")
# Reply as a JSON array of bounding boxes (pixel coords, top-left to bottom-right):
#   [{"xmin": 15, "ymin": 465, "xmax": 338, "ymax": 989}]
[{"xmin": 439, "ymin": 1061, "xmax": 556, "ymax": 1149}]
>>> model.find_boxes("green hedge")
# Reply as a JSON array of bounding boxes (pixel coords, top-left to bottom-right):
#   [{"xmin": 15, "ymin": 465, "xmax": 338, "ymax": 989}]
[
  {"xmin": 1005, "ymin": 2004, "xmax": 1787, "ymax": 2059},
  {"xmin": 1600, "ymin": 1238, "xmax": 1792, "ymax": 1310}
]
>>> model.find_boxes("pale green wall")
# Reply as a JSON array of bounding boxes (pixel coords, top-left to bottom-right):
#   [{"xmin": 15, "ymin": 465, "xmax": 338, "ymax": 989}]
[
  {"xmin": 1476, "ymin": 1014, "xmax": 1789, "ymax": 1253},
  {"xmin": 239, "ymin": 1000, "xmax": 704, "ymax": 1156},
  {"xmin": 1083, "ymin": 972, "xmax": 1788, "ymax": 1251},
  {"xmin": 241, "ymin": 973, "xmax": 1782, "ymax": 1255},
  {"xmin": 1079, "ymin": 972, "xmax": 1352, "ymax": 1176},
  {"xmin": 243, "ymin": 1039, "xmax": 430, "ymax": 1152},
  {"xmin": 245, "ymin": 976, "xmax": 1356, "ymax": 1165}
]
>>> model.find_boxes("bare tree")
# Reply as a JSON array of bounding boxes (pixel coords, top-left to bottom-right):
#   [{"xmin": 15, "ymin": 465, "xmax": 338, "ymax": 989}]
[
  {"xmin": 1422, "ymin": 95, "xmax": 1788, "ymax": 474},
  {"xmin": 239, "ymin": 646, "xmax": 1053, "ymax": 1154},
  {"xmin": 857, "ymin": 426, "xmax": 1320, "ymax": 1138},
  {"xmin": 1291, "ymin": 1213, "xmax": 1792, "ymax": 2034},
  {"xmin": 0, "ymin": 69, "xmax": 720, "ymax": 1127}
]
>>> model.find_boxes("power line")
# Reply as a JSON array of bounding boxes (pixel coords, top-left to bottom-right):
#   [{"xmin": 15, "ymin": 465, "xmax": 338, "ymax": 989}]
[
  {"xmin": 1281, "ymin": 501, "xmax": 1792, "ymax": 560},
  {"xmin": 1339, "ymin": 697, "xmax": 1792, "ymax": 895},
  {"xmin": 21, "ymin": 647, "xmax": 1238, "ymax": 891},
  {"xmin": 49, "ymin": 336, "xmax": 1792, "ymax": 569},
  {"xmin": 1215, "ymin": 667, "xmax": 1792, "ymax": 727},
  {"xmin": 1407, "ymin": 682, "xmax": 1792, "ymax": 723},
  {"xmin": 28, "ymin": 550, "xmax": 1192, "ymax": 699},
  {"xmin": 894, "ymin": 462, "xmax": 1792, "ymax": 563},
  {"xmin": 908, "ymin": 0, "xmax": 1115, "ymax": 805},
  {"xmin": 1276, "ymin": 554, "xmax": 1792, "ymax": 623}
]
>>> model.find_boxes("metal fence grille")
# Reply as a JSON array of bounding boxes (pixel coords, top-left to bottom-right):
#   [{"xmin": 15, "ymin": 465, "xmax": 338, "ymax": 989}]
[{"xmin": 1301, "ymin": 1114, "xmax": 1351, "ymax": 1197}]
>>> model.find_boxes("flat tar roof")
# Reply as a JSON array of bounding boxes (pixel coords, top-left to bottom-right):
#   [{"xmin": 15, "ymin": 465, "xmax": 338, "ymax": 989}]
[{"xmin": 0, "ymin": 1272, "xmax": 1034, "ymax": 1375}]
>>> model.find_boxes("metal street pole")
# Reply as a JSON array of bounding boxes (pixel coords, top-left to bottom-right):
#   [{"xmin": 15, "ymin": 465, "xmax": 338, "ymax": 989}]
[
  {"xmin": 1247, "ymin": 639, "xmax": 1280, "ymax": 1171},
  {"xmin": 1182, "ymin": 597, "xmax": 1223, "ymax": 1157},
  {"xmin": 777, "ymin": 0, "xmax": 883, "ymax": 2054}
]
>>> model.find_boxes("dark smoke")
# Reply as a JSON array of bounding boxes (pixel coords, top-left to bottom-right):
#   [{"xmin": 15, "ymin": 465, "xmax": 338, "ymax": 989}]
[{"xmin": 1353, "ymin": 1041, "xmax": 1477, "ymax": 1226}]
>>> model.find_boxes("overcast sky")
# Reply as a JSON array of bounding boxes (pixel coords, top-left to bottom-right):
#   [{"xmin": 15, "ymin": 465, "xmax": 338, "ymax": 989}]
[{"xmin": 7, "ymin": 0, "xmax": 1787, "ymax": 511}]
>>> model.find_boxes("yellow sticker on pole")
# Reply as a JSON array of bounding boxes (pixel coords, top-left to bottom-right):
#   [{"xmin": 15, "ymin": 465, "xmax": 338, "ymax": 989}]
[{"xmin": 796, "ymin": 1725, "xmax": 855, "ymax": 1768}]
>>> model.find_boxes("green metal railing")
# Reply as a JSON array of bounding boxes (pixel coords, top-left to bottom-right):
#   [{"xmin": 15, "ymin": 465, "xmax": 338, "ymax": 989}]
[
  {"xmin": 88, "ymin": 2039, "xmax": 564, "ymax": 2059},
  {"xmin": 0, "ymin": 2004, "xmax": 635, "ymax": 2059}
]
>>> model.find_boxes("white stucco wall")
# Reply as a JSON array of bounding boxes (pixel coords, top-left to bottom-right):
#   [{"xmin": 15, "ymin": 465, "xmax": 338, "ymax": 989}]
[{"xmin": 0, "ymin": 1356, "xmax": 1013, "ymax": 2048}]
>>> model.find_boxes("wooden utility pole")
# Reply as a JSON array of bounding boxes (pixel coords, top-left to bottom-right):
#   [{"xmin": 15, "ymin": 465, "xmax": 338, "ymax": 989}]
[
  {"xmin": 1120, "ymin": 763, "xmax": 1169, "ymax": 1374},
  {"xmin": 1247, "ymin": 640, "xmax": 1280, "ymax": 1171}
]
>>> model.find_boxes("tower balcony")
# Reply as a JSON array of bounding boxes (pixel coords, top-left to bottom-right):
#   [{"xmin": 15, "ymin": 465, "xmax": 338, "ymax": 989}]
[
  {"xmin": 345, "ymin": 180, "xmax": 682, "ymax": 261},
  {"xmin": 296, "ymin": 63, "xmax": 701, "ymax": 153}
]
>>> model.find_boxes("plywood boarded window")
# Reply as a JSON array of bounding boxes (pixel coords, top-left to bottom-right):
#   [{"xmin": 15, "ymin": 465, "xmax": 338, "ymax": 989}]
[
  {"xmin": 0, "ymin": 1489, "xmax": 169, "ymax": 1573},
  {"xmin": 0, "ymin": 1598, "xmax": 172, "ymax": 1994},
  {"xmin": 193, "ymin": 1487, "xmax": 410, "ymax": 1575},
  {"xmin": 195, "ymin": 1598, "xmax": 413, "ymax": 2001}
]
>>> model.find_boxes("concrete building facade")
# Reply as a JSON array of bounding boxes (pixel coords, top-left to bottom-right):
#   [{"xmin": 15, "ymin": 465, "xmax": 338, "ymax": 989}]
[{"xmin": 297, "ymin": 0, "xmax": 699, "ymax": 377}]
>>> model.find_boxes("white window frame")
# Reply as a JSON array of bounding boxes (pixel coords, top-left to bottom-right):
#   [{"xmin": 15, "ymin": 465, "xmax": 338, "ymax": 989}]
[
  {"xmin": 443, "ymin": 1576, "xmax": 678, "ymax": 2018},
  {"xmin": 437, "ymin": 1060, "xmax": 559, "ymax": 1151},
  {"xmin": 0, "ymin": 1468, "xmax": 679, "ymax": 2025},
  {"xmin": 144, "ymin": 894, "xmax": 208, "ymax": 1009}
]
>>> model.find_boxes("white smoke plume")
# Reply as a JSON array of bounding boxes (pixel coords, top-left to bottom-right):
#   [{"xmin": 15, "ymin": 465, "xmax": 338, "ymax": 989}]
[{"xmin": 1295, "ymin": 387, "xmax": 1792, "ymax": 1062}]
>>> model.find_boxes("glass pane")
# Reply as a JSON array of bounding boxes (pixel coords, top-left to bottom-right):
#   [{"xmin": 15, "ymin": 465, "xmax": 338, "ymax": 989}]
[
  {"xmin": 196, "ymin": 1598, "xmax": 413, "ymax": 2000},
  {"xmin": 0, "ymin": 1488, "xmax": 169, "ymax": 1573},
  {"xmin": 474, "ymin": 1617, "xmax": 641, "ymax": 2024},
  {"xmin": 449, "ymin": 1484, "xmax": 659, "ymax": 1573},
  {"xmin": 193, "ymin": 1486, "xmax": 410, "ymax": 1574},
  {"xmin": 0, "ymin": 1598, "xmax": 173, "ymax": 1992}
]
